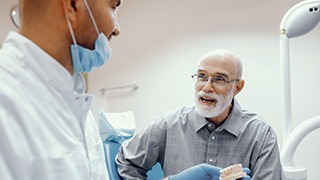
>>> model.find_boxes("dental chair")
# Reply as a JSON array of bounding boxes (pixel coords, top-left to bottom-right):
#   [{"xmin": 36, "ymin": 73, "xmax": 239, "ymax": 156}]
[
  {"xmin": 100, "ymin": 110, "xmax": 163, "ymax": 179},
  {"xmin": 103, "ymin": 140, "xmax": 164, "ymax": 180}
]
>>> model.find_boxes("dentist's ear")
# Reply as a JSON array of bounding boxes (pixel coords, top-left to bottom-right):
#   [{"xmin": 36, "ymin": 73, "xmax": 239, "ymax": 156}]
[{"xmin": 61, "ymin": 0, "xmax": 78, "ymax": 22}]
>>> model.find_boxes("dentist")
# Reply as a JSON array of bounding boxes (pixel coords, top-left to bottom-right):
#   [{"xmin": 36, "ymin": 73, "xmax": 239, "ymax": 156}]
[{"xmin": 0, "ymin": 0, "xmax": 120, "ymax": 179}]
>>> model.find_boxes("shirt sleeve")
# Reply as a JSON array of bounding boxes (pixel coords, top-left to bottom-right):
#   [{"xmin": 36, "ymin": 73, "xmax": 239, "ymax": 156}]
[
  {"xmin": 251, "ymin": 127, "xmax": 283, "ymax": 180},
  {"xmin": 0, "ymin": 105, "xmax": 34, "ymax": 180},
  {"xmin": 0, "ymin": 150, "xmax": 14, "ymax": 180},
  {"xmin": 116, "ymin": 116, "xmax": 167, "ymax": 179}
]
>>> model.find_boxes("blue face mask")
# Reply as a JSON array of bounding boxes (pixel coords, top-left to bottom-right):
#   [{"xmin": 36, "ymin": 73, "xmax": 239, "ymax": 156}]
[
  {"xmin": 66, "ymin": 0, "xmax": 113, "ymax": 74},
  {"xmin": 70, "ymin": 33, "xmax": 112, "ymax": 74}
]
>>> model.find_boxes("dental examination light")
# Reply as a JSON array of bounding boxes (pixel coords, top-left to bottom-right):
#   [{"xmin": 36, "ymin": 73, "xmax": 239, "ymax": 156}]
[{"xmin": 279, "ymin": 0, "xmax": 320, "ymax": 179}]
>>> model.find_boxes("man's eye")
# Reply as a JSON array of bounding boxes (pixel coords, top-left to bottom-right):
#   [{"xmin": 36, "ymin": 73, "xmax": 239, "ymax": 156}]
[
  {"xmin": 215, "ymin": 76, "xmax": 226, "ymax": 82},
  {"xmin": 198, "ymin": 74, "xmax": 207, "ymax": 80}
]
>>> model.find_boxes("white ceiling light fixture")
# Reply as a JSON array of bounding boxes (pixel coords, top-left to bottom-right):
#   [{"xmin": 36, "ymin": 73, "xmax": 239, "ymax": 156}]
[{"xmin": 279, "ymin": 0, "xmax": 320, "ymax": 180}]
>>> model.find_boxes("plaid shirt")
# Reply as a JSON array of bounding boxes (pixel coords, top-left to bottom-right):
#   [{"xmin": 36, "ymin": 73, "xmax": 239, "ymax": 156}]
[{"xmin": 116, "ymin": 99, "xmax": 283, "ymax": 180}]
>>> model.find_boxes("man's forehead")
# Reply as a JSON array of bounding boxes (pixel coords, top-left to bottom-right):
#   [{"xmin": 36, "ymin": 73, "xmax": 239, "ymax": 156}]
[
  {"xmin": 199, "ymin": 57, "xmax": 226, "ymax": 66},
  {"xmin": 198, "ymin": 58, "xmax": 235, "ymax": 76}
]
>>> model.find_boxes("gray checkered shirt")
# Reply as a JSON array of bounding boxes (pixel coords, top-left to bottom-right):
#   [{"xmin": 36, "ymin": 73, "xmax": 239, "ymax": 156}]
[{"xmin": 116, "ymin": 99, "xmax": 283, "ymax": 180}]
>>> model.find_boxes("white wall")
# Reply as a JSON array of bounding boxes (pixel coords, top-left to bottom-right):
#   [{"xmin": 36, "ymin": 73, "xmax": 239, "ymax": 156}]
[
  {"xmin": 88, "ymin": 0, "xmax": 320, "ymax": 179},
  {"xmin": 0, "ymin": 0, "xmax": 18, "ymax": 46}
]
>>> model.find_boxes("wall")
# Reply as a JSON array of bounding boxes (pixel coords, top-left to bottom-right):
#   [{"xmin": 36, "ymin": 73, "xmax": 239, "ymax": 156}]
[
  {"xmin": 88, "ymin": 0, "xmax": 320, "ymax": 179},
  {"xmin": 0, "ymin": 0, "xmax": 18, "ymax": 46}
]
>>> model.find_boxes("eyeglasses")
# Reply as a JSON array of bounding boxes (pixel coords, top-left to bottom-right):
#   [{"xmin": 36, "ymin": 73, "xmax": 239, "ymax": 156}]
[{"xmin": 191, "ymin": 73, "xmax": 239, "ymax": 87}]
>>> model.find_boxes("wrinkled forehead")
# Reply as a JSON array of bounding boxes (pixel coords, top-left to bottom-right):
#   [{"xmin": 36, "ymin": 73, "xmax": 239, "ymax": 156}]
[{"xmin": 197, "ymin": 52, "xmax": 239, "ymax": 78}]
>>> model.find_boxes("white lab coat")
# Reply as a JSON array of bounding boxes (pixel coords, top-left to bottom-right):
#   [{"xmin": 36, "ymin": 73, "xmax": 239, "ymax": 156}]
[{"xmin": 0, "ymin": 32, "xmax": 109, "ymax": 180}]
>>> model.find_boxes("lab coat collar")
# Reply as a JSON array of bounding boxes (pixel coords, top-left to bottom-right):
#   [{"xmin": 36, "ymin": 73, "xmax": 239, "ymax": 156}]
[{"xmin": 73, "ymin": 73, "xmax": 86, "ymax": 94}]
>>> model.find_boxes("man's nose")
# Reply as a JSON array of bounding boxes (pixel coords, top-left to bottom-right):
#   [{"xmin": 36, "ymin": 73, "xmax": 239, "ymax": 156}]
[
  {"xmin": 112, "ymin": 22, "xmax": 120, "ymax": 37},
  {"xmin": 202, "ymin": 78, "xmax": 215, "ymax": 92}
]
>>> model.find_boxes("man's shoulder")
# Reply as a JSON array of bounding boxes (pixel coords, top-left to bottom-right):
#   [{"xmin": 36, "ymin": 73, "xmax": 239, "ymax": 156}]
[
  {"xmin": 241, "ymin": 110, "xmax": 266, "ymax": 125},
  {"xmin": 0, "ymin": 45, "xmax": 25, "ymax": 74},
  {"xmin": 0, "ymin": 48, "xmax": 30, "ymax": 91},
  {"xmin": 240, "ymin": 110, "xmax": 276, "ymax": 135},
  {"xmin": 152, "ymin": 105, "xmax": 195, "ymax": 127},
  {"xmin": 163, "ymin": 105, "xmax": 194, "ymax": 119}
]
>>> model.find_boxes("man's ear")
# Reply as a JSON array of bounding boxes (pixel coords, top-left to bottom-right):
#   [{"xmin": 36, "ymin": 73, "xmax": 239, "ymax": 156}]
[
  {"xmin": 234, "ymin": 79, "xmax": 245, "ymax": 96},
  {"xmin": 61, "ymin": 0, "xmax": 78, "ymax": 22}
]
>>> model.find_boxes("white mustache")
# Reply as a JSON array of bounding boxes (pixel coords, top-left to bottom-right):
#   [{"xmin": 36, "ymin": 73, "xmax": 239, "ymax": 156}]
[{"xmin": 197, "ymin": 90, "xmax": 219, "ymax": 100}]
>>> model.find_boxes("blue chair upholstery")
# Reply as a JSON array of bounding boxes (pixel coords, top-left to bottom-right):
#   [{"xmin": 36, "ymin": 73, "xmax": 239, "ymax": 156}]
[
  {"xmin": 147, "ymin": 163, "xmax": 163, "ymax": 179},
  {"xmin": 103, "ymin": 141, "xmax": 164, "ymax": 180},
  {"xmin": 104, "ymin": 141, "xmax": 122, "ymax": 180}
]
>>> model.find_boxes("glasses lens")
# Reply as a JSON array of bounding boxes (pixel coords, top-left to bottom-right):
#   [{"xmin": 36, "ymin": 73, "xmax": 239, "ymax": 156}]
[
  {"xmin": 192, "ymin": 75, "xmax": 197, "ymax": 82},
  {"xmin": 212, "ymin": 76, "xmax": 227, "ymax": 86},
  {"xmin": 193, "ymin": 74, "xmax": 232, "ymax": 88}
]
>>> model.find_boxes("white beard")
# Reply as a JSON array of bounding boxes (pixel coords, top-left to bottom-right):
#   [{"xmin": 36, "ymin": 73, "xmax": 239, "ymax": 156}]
[{"xmin": 195, "ymin": 90, "xmax": 234, "ymax": 118}]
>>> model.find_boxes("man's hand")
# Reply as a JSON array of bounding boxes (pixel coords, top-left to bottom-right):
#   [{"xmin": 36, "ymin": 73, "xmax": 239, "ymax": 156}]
[
  {"xmin": 168, "ymin": 163, "xmax": 221, "ymax": 180},
  {"xmin": 242, "ymin": 168, "xmax": 251, "ymax": 180},
  {"xmin": 165, "ymin": 163, "xmax": 251, "ymax": 180}
]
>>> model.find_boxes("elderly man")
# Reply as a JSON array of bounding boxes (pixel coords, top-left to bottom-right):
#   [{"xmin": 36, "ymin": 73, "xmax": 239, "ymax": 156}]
[
  {"xmin": 116, "ymin": 49, "xmax": 283, "ymax": 180},
  {"xmin": 0, "ymin": 0, "xmax": 121, "ymax": 179}
]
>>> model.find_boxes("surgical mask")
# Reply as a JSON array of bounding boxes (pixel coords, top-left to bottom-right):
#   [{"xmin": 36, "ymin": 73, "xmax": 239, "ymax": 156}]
[{"xmin": 66, "ymin": 0, "xmax": 112, "ymax": 74}]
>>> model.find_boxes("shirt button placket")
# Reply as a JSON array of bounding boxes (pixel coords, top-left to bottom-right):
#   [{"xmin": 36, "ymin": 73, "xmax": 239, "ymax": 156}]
[
  {"xmin": 207, "ymin": 131, "xmax": 218, "ymax": 165},
  {"xmin": 208, "ymin": 136, "xmax": 215, "ymax": 163}
]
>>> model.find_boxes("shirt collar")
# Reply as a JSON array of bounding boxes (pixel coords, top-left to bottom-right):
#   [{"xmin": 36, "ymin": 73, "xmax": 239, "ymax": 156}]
[
  {"xmin": 193, "ymin": 99, "xmax": 244, "ymax": 137},
  {"xmin": 194, "ymin": 109, "xmax": 210, "ymax": 132},
  {"xmin": 217, "ymin": 99, "xmax": 243, "ymax": 137}
]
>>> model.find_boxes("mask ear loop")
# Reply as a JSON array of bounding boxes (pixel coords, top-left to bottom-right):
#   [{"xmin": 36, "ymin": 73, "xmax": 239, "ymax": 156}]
[
  {"xmin": 82, "ymin": 0, "xmax": 100, "ymax": 36},
  {"xmin": 66, "ymin": 15, "xmax": 78, "ymax": 48},
  {"xmin": 66, "ymin": 15, "xmax": 81, "ymax": 76}
]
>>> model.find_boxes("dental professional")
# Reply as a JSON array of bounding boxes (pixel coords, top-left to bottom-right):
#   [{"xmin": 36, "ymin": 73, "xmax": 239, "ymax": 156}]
[
  {"xmin": 0, "ymin": 0, "xmax": 121, "ymax": 179},
  {"xmin": 116, "ymin": 49, "xmax": 284, "ymax": 180}
]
